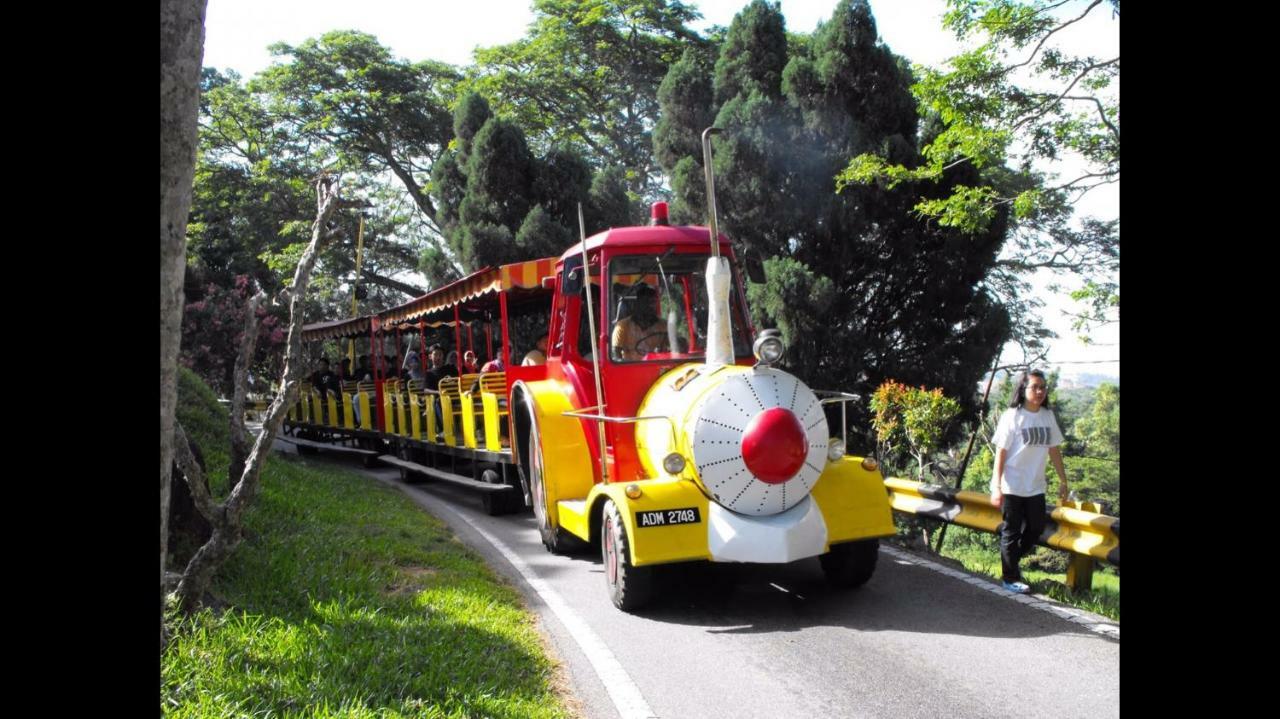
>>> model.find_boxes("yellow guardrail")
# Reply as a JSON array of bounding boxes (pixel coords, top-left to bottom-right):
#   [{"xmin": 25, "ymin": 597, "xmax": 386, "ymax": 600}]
[{"xmin": 884, "ymin": 477, "xmax": 1119, "ymax": 592}]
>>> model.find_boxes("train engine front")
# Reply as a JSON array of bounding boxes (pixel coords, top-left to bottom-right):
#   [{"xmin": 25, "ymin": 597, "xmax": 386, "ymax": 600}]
[{"xmin": 515, "ymin": 129, "xmax": 895, "ymax": 611}]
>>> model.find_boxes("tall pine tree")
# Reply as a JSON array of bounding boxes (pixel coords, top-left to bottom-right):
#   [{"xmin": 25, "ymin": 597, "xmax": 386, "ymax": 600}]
[{"xmin": 655, "ymin": 0, "xmax": 1010, "ymax": 435}]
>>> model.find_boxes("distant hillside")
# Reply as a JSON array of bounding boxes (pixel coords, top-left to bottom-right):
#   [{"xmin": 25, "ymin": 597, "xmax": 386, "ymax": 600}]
[{"xmin": 1057, "ymin": 371, "xmax": 1119, "ymax": 389}]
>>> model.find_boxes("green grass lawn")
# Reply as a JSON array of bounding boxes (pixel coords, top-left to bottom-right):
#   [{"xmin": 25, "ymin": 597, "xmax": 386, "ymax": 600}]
[{"xmin": 163, "ymin": 370, "xmax": 572, "ymax": 718}]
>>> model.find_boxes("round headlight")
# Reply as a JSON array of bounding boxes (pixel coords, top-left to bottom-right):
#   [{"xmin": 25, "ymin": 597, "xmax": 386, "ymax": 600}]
[
  {"xmin": 663, "ymin": 452, "xmax": 687, "ymax": 475},
  {"xmin": 625, "ymin": 483, "xmax": 643, "ymax": 499},
  {"xmin": 827, "ymin": 438, "xmax": 845, "ymax": 462},
  {"xmin": 860, "ymin": 456, "xmax": 879, "ymax": 472},
  {"xmin": 753, "ymin": 329, "xmax": 785, "ymax": 364}
]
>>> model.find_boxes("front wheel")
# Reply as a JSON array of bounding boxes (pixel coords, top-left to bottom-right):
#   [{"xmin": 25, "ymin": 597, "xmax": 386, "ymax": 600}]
[
  {"xmin": 524, "ymin": 412, "xmax": 584, "ymax": 553},
  {"xmin": 602, "ymin": 499, "xmax": 653, "ymax": 612},
  {"xmin": 819, "ymin": 539, "xmax": 879, "ymax": 589}
]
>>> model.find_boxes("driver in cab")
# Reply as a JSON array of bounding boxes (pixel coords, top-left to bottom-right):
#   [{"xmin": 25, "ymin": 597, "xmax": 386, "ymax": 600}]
[{"xmin": 611, "ymin": 283, "xmax": 668, "ymax": 361}]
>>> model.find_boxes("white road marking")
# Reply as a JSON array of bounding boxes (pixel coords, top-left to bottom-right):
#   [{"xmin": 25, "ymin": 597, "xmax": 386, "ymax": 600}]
[
  {"xmin": 428, "ymin": 499, "xmax": 659, "ymax": 719},
  {"xmin": 880, "ymin": 544, "xmax": 1120, "ymax": 640}
]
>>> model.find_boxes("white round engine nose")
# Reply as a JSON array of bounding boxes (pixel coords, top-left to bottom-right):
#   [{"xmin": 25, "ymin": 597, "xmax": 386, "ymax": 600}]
[{"xmin": 688, "ymin": 367, "xmax": 828, "ymax": 516}]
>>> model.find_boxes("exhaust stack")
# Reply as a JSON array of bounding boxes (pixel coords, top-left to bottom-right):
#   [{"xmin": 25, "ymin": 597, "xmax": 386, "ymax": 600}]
[{"xmin": 701, "ymin": 127, "xmax": 733, "ymax": 366}]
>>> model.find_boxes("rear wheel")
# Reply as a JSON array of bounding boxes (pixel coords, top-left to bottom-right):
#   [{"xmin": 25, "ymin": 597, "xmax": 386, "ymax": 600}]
[
  {"xmin": 602, "ymin": 499, "xmax": 653, "ymax": 612},
  {"xmin": 820, "ymin": 539, "xmax": 879, "ymax": 589}
]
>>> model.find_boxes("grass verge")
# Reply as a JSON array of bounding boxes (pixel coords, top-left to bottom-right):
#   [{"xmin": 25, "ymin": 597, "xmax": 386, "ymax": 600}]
[
  {"xmin": 163, "ymin": 369, "xmax": 572, "ymax": 718},
  {"xmin": 891, "ymin": 520, "xmax": 1120, "ymax": 622}
]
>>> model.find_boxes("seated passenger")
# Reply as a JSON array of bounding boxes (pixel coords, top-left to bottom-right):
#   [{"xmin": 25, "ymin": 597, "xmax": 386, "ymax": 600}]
[
  {"xmin": 522, "ymin": 336, "xmax": 547, "ymax": 366},
  {"xmin": 463, "ymin": 350, "xmax": 479, "ymax": 373},
  {"xmin": 611, "ymin": 284, "xmax": 668, "ymax": 361},
  {"xmin": 309, "ymin": 358, "xmax": 340, "ymax": 398},
  {"xmin": 402, "ymin": 349, "xmax": 425, "ymax": 383}
]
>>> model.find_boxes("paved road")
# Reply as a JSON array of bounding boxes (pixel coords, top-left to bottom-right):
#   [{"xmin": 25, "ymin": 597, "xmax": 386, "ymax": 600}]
[{"xmin": 277, "ymin": 444, "xmax": 1119, "ymax": 719}]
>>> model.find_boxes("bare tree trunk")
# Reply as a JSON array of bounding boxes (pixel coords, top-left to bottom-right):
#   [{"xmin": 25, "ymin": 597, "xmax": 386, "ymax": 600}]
[
  {"xmin": 160, "ymin": 0, "xmax": 208, "ymax": 651},
  {"xmin": 176, "ymin": 178, "xmax": 343, "ymax": 614},
  {"xmin": 228, "ymin": 292, "xmax": 264, "ymax": 482}
]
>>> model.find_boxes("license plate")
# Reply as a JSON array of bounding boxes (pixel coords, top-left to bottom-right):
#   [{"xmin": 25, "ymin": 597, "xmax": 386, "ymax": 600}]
[{"xmin": 635, "ymin": 507, "xmax": 701, "ymax": 528}]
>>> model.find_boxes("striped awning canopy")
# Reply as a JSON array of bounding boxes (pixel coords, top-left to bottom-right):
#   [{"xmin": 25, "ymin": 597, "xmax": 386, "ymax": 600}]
[
  {"xmin": 301, "ymin": 316, "xmax": 371, "ymax": 342},
  {"xmin": 378, "ymin": 256, "xmax": 557, "ymax": 331}
]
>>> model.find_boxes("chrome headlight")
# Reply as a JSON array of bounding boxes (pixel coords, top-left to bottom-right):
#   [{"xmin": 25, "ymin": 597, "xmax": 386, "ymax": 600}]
[
  {"xmin": 827, "ymin": 438, "xmax": 845, "ymax": 462},
  {"xmin": 753, "ymin": 329, "xmax": 785, "ymax": 365},
  {"xmin": 663, "ymin": 452, "xmax": 687, "ymax": 475}
]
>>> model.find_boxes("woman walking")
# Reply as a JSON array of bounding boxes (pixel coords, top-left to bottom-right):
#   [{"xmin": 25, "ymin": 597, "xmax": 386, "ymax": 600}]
[{"xmin": 990, "ymin": 369, "xmax": 1071, "ymax": 594}]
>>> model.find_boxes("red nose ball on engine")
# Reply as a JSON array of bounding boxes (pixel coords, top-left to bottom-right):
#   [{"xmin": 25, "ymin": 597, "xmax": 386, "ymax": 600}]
[{"xmin": 741, "ymin": 407, "xmax": 808, "ymax": 484}]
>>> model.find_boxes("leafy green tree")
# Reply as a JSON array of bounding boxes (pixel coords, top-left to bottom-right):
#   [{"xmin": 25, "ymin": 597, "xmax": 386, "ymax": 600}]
[
  {"xmin": 1073, "ymin": 381, "xmax": 1118, "ymax": 458},
  {"xmin": 838, "ymin": 0, "xmax": 1120, "ymax": 340},
  {"xmin": 657, "ymin": 0, "xmax": 1011, "ymax": 434},
  {"xmin": 432, "ymin": 94, "xmax": 635, "ymax": 272},
  {"xmin": 255, "ymin": 31, "xmax": 460, "ymax": 230},
  {"xmin": 652, "ymin": 45, "xmax": 716, "ymax": 224},
  {"xmin": 468, "ymin": 0, "xmax": 703, "ymax": 200},
  {"xmin": 192, "ymin": 68, "xmax": 428, "ymax": 310}
]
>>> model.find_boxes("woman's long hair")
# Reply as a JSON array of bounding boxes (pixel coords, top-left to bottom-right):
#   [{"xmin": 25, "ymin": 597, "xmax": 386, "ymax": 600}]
[{"xmin": 1009, "ymin": 369, "xmax": 1052, "ymax": 409}]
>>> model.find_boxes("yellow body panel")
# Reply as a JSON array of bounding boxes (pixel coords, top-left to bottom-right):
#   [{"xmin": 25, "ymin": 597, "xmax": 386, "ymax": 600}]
[
  {"xmin": 409, "ymin": 394, "xmax": 423, "ymax": 440},
  {"xmin": 358, "ymin": 392, "xmax": 373, "ymax": 430},
  {"xmin": 311, "ymin": 392, "xmax": 323, "ymax": 425},
  {"xmin": 808, "ymin": 457, "xmax": 896, "ymax": 543},
  {"xmin": 382, "ymin": 392, "xmax": 394, "ymax": 434},
  {"xmin": 343, "ymin": 396, "xmax": 355, "ymax": 429},
  {"xmin": 482, "ymin": 393, "xmax": 502, "ymax": 451},
  {"xmin": 424, "ymin": 394, "xmax": 438, "ymax": 440},
  {"xmin": 461, "ymin": 391, "xmax": 479, "ymax": 448},
  {"xmin": 522, "ymin": 379, "xmax": 595, "ymax": 529},
  {"xmin": 327, "ymin": 395, "xmax": 339, "ymax": 428},
  {"xmin": 571, "ymin": 479, "xmax": 713, "ymax": 567},
  {"xmin": 440, "ymin": 395, "xmax": 456, "ymax": 446},
  {"xmin": 396, "ymin": 394, "xmax": 408, "ymax": 437}
]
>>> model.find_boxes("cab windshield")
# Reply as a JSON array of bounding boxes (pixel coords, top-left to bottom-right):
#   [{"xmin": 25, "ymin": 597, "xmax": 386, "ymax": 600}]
[{"xmin": 607, "ymin": 253, "xmax": 752, "ymax": 363}]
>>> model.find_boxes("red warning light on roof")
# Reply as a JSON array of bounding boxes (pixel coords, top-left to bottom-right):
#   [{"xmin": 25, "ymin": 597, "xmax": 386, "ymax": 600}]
[{"xmin": 650, "ymin": 201, "xmax": 669, "ymax": 226}]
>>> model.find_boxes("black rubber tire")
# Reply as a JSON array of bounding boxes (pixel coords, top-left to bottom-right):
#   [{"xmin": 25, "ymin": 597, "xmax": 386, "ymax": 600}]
[
  {"xmin": 602, "ymin": 499, "xmax": 653, "ymax": 612},
  {"xmin": 819, "ymin": 538, "xmax": 880, "ymax": 589}
]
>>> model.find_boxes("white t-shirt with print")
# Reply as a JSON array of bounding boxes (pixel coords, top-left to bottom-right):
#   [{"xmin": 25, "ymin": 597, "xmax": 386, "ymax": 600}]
[{"xmin": 991, "ymin": 406, "xmax": 1064, "ymax": 497}]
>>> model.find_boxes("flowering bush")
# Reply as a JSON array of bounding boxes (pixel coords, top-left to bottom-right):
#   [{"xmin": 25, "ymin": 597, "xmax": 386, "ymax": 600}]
[
  {"xmin": 181, "ymin": 275, "xmax": 286, "ymax": 397},
  {"xmin": 869, "ymin": 380, "xmax": 961, "ymax": 480}
]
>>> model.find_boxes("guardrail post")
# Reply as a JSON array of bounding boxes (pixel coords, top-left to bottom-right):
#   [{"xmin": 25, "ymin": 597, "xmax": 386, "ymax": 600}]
[{"xmin": 1066, "ymin": 553, "xmax": 1095, "ymax": 593}]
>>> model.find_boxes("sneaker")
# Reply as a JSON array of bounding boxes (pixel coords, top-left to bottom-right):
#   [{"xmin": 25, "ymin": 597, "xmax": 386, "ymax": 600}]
[{"xmin": 1002, "ymin": 580, "xmax": 1031, "ymax": 594}]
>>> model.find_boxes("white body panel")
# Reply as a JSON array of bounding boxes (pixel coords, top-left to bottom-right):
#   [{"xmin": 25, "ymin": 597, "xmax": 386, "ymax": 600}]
[{"xmin": 706, "ymin": 495, "xmax": 829, "ymax": 563}]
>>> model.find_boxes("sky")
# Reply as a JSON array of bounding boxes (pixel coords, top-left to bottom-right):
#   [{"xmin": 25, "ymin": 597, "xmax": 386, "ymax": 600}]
[{"xmin": 201, "ymin": 0, "xmax": 1119, "ymax": 381}]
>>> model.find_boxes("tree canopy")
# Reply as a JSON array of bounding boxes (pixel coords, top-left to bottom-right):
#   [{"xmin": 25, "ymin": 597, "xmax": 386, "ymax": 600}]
[
  {"xmin": 656, "ymin": 0, "xmax": 1011, "ymax": 434},
  {"xmin": 837, "ymin": 0, "xmax": 1120, "ymax": 343},
  {"xmin": 467, "ymin": 0, "xmax": 704, "ymax": 201}
]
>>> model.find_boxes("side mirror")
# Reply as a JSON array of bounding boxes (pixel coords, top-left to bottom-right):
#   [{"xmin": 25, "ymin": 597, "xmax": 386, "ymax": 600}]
[{"xmin": 562, "ymin": 255, "xmax": 584, "ymax": 294}]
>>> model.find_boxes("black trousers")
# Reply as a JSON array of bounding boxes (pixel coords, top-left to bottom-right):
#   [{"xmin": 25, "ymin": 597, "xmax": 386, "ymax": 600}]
[{"xmin": 1000, "ymin": 493, "xmax": 1046, "ymax": 582}]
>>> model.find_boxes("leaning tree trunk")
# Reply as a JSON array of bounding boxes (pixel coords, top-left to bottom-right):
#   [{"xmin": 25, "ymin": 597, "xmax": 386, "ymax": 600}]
[
  {"xmin": 160, "ymin": 0, "xmax": 208, "ymax": 651},
  {"xmin": 174, "ymin": 178, "xmax": 343, "ymax": 614}
]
